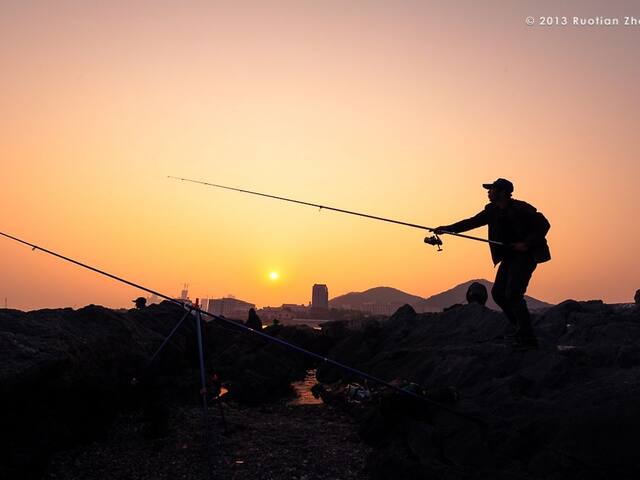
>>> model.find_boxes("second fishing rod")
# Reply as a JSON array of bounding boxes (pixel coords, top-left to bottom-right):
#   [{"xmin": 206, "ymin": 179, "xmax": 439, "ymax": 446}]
[
  {"xmin": 0, "ymin": 229, "xmax": 486, "ymax": 431},
  {"xmin": 167, "ymin": 176, "xmax": 504, "ymax": 251}
]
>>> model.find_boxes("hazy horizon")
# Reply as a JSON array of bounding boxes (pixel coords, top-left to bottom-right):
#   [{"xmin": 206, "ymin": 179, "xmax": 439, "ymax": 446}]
[
  {"xmin": 2, "ymin": 1, "xmax": 639, "ymax": 310},
  {"xmin": 0, "ymin": 276, "xmax": 622, "ymax": 312}
]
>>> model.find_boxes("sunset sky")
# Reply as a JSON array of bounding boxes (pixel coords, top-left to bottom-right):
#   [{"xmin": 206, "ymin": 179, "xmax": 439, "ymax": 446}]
[{"xmin": 1, "ymin": 0, "xmax": 639, "ymax": 310}]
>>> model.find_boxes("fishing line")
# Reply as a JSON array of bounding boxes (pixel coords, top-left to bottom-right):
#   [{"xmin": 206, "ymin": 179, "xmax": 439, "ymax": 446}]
[{"xmin": 167, "ymin": 176, "xmax": 503, "ymax": 248}]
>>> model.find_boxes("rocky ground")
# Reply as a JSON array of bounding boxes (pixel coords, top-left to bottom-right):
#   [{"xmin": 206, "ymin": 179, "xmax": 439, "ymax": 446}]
[
  {"xmin": 44, "ymin": 401, "xmax": 371, "ymax": 480},
  {"xmin": 317, "ymin": 301, "xmax": 640, "ymax": 480},
  {"xmin": 4, "ymin": 298, "xmax": 640, "ymax": 479},
  {"xmin": 0, "ymin": 302, "xmax": 333, "ymax": 479}
]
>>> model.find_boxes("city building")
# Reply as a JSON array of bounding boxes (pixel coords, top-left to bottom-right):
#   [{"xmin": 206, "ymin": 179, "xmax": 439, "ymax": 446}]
[
  {"xmin": 258, "ymin": 306, "xmax": 296, "ymax": 322},
  {"xmin": 180, "ymin": 284, "xmax": 189, "ymax": 300},
  {"xmin": 310, "ymin": 283, "xmax": 329, "ymax": 318},
  {"xmin": 199, "ymin": 298, "xmax": 209, "ymax": 312},
  {"xmin": 281, "ymin": 303, "xmax": 309, "ymax": 316},
  {"xmin": 311, "ymin": 284, "xmax": 329, "ymax": 309},
  {"xmin": 207, "ymin": 297, "xmax": 256, "ymax": 320}
]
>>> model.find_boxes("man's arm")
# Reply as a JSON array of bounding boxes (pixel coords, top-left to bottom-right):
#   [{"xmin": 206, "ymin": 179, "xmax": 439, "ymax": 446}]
[{"xmin": 435, "ymin": 207, "xmax": 489, "ymax": 234}]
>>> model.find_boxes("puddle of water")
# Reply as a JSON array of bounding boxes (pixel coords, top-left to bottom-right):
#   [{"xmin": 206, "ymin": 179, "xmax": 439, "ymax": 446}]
[{"xmin": 288, "ymin": 369, "xmax": 322, "ymax": 405}]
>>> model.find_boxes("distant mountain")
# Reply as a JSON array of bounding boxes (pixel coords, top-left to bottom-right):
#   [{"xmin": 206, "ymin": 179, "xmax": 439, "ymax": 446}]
[
  {"xmin": 417, "ymin": 279, "xmax": 552, "ymax": 311},
  {"xmin": 329, "ymin": 280, "xmax": 552, "ymax": 313},
  {"xmin": 330, "ymin": 287, "xmax": 425, "ymax": 310}
]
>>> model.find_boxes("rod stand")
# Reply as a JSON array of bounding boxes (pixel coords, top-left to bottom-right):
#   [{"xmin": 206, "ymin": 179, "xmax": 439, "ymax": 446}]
[{"xmin": 194, "ymin": 301, "xmax": 215, "ymax": 479}]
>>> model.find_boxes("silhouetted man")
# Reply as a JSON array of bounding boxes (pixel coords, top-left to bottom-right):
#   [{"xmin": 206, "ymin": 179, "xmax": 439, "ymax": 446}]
[
  {"xmin": 246, "ymin": 308, "xmax": 263, "ymax": 330},
  {"xmin": 466, "ymin": 282, "xmax": 488, "ymax": 306},
  {"xmin": 435, "ymin": 178, "xmax": 550, "ymax": 350},
  {"xmin": 133, "ymin": 297, "xmax": 147, "ymax": 309}
]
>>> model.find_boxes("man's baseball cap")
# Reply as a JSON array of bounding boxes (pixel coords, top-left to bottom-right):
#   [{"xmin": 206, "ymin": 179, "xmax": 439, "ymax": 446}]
[{"xmin": 482, "ymin": 178, "xmax": 514, "ymax": 193}]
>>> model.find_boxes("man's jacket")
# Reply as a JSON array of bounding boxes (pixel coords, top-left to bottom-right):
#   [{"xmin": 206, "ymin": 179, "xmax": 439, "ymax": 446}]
[{"xmin": 443, "ymin": 199, "xmax": 551, "ymax": 265}]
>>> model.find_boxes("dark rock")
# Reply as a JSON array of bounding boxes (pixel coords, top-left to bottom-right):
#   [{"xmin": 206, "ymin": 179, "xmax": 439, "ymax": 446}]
[
  {"xmin": 1, "ymin": 303, "xmax": 182, "ymax": 479},
  {"xmin": 615, "ymin": 345, "xmax": 640, "ymax": 368},
  {"xmin": 443, "ymin": 303, "xmax": 464, "ymax": 311},
  {"xmin": 391, "ymin": 304, "xmax": 416, "ymax": 317}
]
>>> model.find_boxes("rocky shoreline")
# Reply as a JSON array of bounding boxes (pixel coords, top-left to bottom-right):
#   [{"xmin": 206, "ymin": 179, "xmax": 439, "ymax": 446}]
[
  {"xmin": 3, "ymin": 298, "xmax": 640, "ymax": 479},
  {"xmin": 317, "ymin": 301, "xmax": 640, "ymax": 479}
]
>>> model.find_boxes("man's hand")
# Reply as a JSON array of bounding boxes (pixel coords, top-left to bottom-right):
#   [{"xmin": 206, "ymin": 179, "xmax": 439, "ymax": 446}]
[
  {"xmin": 433, "ymin": 226, "xmax": 448, "ymax": 235},
  {"xmin": 511, "ymin": 242, "xmax": 528, "ymax": 252}
]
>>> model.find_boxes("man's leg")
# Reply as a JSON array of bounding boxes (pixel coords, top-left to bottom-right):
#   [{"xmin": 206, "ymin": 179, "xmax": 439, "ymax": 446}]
[
  {"xmin": 504, "ymin": 254, "xmax": 537, "ymax": 345},
  {"xmin": 491, "ymin": 258, "xmax": 518, "ymax": 327}
]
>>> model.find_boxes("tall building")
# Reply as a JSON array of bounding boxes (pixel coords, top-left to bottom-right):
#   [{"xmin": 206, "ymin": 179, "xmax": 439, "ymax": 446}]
[
  {"xmin": 311, "ymin": 284, "xmax": 329, "ymax": 310},
  {"xmin": 180, "ymin": 284, "xmax": 189, "ymax": 300}
]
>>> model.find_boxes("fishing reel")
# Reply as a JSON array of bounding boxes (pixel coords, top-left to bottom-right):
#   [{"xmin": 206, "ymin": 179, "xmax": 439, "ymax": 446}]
[{"xmin": 424, "ymin": 234, "xmax": 443, "ymax": 251}]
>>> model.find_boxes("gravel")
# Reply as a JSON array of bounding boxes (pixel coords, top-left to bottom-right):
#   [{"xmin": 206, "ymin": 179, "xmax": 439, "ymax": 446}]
[{"xmin": 45, "ymin": 401, "xmax": 371, "ymax": 480}]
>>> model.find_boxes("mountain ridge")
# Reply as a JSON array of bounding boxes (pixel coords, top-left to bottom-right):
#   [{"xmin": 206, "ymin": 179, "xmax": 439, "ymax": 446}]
[{"xmin": 329, "ymin": 279, "xmax": 552, "ymax": 312}]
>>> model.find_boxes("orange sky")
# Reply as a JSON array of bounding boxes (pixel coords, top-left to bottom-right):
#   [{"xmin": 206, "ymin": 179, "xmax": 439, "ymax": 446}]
[{"xmin": 1, "ymin": 1, "xmax": 639, "ymax": 310}]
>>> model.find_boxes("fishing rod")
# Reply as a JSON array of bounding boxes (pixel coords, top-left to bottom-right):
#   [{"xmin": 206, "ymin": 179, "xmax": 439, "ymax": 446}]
[
  {"xmin": 0, "ymin": 229, "xmax": 486, "ymax": 430},
  {"xmin": 167, "ymin": 176, "xmax": 504, "ymax": 251}
]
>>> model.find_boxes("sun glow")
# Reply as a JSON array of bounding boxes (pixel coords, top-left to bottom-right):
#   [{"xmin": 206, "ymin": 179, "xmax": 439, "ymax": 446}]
[{"xmin": 269, "ymin": 271, "xmax": 279, "ymax": 281}]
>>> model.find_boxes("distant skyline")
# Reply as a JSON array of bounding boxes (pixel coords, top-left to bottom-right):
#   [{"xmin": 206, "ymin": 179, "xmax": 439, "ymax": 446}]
[
  {"xmin": 1, "ymin": 1, "xmax": 639, "ymax": 310},
  {"xmin": 3, "ymin": 275, "xmax": 627, "ymax": 313}
]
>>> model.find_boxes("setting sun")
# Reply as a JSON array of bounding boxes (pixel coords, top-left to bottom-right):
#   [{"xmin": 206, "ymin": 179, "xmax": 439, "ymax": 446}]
[{"xmin": 269, "ymin": 271, "xmax": 280, "ymax": 281}]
